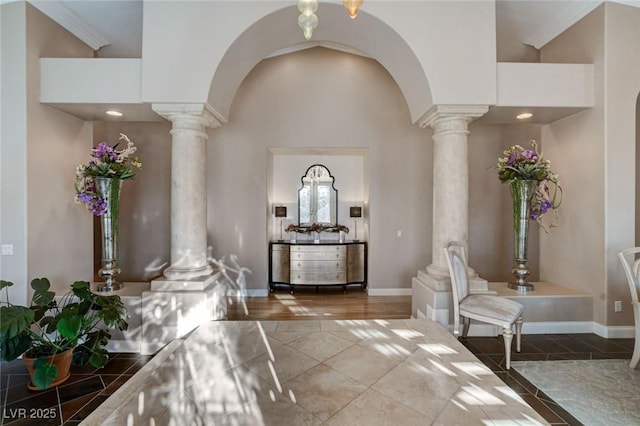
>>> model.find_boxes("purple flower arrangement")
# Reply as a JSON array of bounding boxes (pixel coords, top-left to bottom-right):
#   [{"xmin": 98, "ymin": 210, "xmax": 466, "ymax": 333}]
[
  {"xmin": 497, "ymin": 141, "xmax": 562, "ymax": 225},
  {"xmin": 75, "ymin": 134, "xmax": 141, "ymax": 216}
]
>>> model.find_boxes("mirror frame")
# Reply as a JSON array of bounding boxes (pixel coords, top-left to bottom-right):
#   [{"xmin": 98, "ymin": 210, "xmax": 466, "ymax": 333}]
[{"xmin": 298, "ymin": 164, "xmax": 338, "ymax": 227}]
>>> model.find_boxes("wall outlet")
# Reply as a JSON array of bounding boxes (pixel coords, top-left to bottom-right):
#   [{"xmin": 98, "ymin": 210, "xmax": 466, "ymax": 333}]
[{"xmin": 614, "ymin": 301, "xmax": 622, "ymax": 312}]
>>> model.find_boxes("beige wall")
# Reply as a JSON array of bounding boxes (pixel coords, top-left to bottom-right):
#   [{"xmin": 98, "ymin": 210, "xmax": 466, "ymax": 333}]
[
  {"xmin": 603, "ymin": 3, "xmax": 640, "ymax": 326},
  {"xmin": 540, "ymin": 5, "xmax": 607, "ymax": 324},
  {"xmin": 26, "ymin": 4, "xmax": 95, "ymax": 293},
  {"xmin": 469, "ymin": 124, "xmax": 542, "ymax": 282},
  {"xmin": 206, "ymin": 47, "xmax": 432, "ymax": 291},
  {"xmin": 540, "ymin": 3, "xmax": 640, "ymax": 327},
  {"xmin": 103, "ymin": 47, "xmax": 524, "ymax": 292},
  {"xmin": 96, "ymin": 121, "xmax": 172, "ymax": 283}
]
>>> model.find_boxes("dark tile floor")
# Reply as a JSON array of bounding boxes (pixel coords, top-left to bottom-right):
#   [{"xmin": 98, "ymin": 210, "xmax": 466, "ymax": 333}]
[
  {"xmin": 462, "ymin": 333, "xmax": 635, "ymax": 426},
  {"xmin": 0, "ymin": 352, "xmax": 153, "ymax": 425},
  {"xmin": 0, "ymin": 334, "xmax": 634, "ymax": 425}
]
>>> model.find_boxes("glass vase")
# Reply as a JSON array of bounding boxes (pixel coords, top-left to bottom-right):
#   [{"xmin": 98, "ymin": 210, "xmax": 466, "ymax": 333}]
[
  {"xmin": 509, "ymin": 179, "xmax": 536, "ymax": 291},
  {"xmin": 95, "ymin": 177, "xmax": 123, "ymax": 292}
]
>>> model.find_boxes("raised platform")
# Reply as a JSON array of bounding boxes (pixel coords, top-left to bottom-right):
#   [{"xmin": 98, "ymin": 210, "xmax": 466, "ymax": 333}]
[
  {"xmin": 92, "ymin": 275, "xmax": 228, "ymax": 355},
  {"xmin": 489, "ymin": 281, "xmax": 594, "ymax": 334},
  {"xmin": 412, "ymin": 278, "xmax": 598, "ymax": 336}
]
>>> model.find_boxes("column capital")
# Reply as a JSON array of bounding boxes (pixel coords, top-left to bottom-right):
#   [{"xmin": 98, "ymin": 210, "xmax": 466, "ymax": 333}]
[
  {"xmin": 152, "ymin": 103, "xmax": 225, "ymax": 130},
  {"xmin": 417, "ymin": 105, "xmax": 489, "ymax": 130}
]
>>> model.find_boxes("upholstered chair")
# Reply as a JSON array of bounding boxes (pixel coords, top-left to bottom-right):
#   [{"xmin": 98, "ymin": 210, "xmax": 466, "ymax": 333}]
[
  {"xmin": 444, "ymin": 242, "xmax": 524, "ymax": 369},
  {"xmin": 617, "ymin": 247, "xmax": 640, "ymax": 369}
]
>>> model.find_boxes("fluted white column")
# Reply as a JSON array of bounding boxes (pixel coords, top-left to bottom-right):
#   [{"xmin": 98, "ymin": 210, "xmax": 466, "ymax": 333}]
[
  {"xmin": 152, "ymin": 104, "xmax": 221, "ymax": 281},
  {"xmin": 419, "ymin": 105, "xmax": 488, "ymax": 280}
]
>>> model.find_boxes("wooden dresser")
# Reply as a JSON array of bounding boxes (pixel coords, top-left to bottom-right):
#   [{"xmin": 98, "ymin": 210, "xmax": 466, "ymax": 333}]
[{"xmin": 269, "ymin": 241, "xmax": 367, "ymax": 293}]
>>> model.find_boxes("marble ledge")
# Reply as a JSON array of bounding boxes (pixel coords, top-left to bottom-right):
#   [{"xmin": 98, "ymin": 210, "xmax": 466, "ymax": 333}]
[{"xmin": 490, "ymin": 281, "xmax": 592, "ymax": 297}]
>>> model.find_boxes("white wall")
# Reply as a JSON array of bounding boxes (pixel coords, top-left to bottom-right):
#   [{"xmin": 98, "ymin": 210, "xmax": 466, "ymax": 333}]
[
  {"xmin": 142, "ymin": 1, "xmax": 496, "ymax": 123},
  {"xmin": 270, "ymin": 153, "xmax": 365, "ymax": 241},
  {"xmin": 1, "ymin": 1, "xmax": 28, "ymax": 305}
]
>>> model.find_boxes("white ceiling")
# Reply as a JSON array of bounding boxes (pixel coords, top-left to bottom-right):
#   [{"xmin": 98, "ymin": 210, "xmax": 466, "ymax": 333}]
[{"xmin": 19, "ymin": 0, "xmax": 640, "ymax": 123}]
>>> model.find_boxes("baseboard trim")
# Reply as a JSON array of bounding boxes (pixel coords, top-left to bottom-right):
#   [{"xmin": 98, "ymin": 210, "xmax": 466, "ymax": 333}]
[
  {"xmin": 517, "ymin": 321, "xmax": 635, "ymax": 338},
  {"xmin": 367, "ymin": 288, "xmax": 413, "ymax": 296},
  {"xmin": 592, "ymin": 323, "xmax": 636, "ymax": 338},
  {"xmin": 226, "ymin": 288, "xmax": 269, "ymax": 297},
  {"xmin": 232, "ymin": 288, "xmax": 413, "ymax": 297}
]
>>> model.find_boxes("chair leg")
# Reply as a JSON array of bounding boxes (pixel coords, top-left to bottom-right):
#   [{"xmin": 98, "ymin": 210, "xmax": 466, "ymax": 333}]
[
  {"xmin": 503, "ymin": 326, "xmax": 514, "ymax": 370},
  {"xmin": 515, "ymin": 317, "xmax": 523, "ymax": 353},
  {"xmin": 461, "ymin": 317, "xmax": 470, "ymax": 338},
  {"xmin": 631, "ymin": 315, "xmax": 640, "ymax": 369}
]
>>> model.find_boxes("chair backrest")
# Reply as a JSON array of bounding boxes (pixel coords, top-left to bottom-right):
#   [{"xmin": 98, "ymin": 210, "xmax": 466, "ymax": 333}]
[
  {"xmin": 618, "ymin": 247, "xmax": 640, "ymax": 304},
  {"xmin": 444, "ymin": 243, "xmax": 470, "ymax": 315}
]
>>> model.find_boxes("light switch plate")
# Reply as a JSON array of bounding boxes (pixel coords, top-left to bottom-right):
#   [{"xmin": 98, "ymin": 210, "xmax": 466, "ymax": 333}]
[{"xmin": 1, "ymin": 244, "xmax": 14, "ymax": 256}]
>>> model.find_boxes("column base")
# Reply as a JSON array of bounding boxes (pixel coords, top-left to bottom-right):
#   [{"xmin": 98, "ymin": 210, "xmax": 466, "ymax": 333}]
[
  {"xmin": 142, "ymin": 272, "xmax": 227, "ymax": 355},
  {"xmin": 161, "ymin": 263, "xmax": 214, "ymax": 281},
  {"xmin": 151, "ymin": 273, "xmax": 216, "ymax": 291}
]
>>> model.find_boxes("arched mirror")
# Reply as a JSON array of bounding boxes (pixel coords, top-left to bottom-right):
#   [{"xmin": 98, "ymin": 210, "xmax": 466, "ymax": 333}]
[{"xmin": 298, "ymin": 164, "xmax": 338, "ymax": 227}]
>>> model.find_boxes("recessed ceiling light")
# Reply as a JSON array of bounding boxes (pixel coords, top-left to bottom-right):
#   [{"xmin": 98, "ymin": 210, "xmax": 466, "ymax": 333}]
[
  {"xmin": 516, "ymin": 112, "xmax": 533, "ymax": 120},
  {"xmin": 105, "ymin": 110, "xmax": 123, "ymax": 117}
]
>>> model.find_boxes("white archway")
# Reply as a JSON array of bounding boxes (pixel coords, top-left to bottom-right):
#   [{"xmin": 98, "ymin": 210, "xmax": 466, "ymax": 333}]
[{"xmin": 207, "ymin": 3, "xmax": 432, "ymax": 123}]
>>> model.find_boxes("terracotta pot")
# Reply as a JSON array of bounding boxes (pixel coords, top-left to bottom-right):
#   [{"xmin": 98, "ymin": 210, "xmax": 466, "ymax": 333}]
[{"xmin": 22, "ymin": 347, "xmax": 74, "ymax": 390}]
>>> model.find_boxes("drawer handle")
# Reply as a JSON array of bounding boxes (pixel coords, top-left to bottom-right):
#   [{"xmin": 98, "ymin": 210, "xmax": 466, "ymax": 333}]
[
  {"xmin": 336, "ymin": 262, "xmax": 340, "ymax": 267},
  {"xmin": 336, "ymin": 254, "xmax": 340, "ymax": 258},
  {"xmin": 298, "ymin": 263, "xmax": 301, "ymax": 267}
]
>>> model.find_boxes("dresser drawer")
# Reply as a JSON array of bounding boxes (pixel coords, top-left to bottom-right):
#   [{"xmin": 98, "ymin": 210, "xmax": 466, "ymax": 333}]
[
  {"xmin": 291, "ymin": 259, "xmax": 346, "ymax": 271},
  {"xmin": 291, "ymin": 245, "xmax": 346, "ymax": 254},
  {"xmin": 291, "ymin": 250, "xmax": 346, "ymax": 261},
  {"xmin": 291, "ymin": 271, "xmax": 347, "ymax": 285}
]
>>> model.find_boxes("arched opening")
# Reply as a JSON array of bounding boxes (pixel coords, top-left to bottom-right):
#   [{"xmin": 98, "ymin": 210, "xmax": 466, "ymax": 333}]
[{"xmin": 207, "ymin": 3, "xmax": 432, "ymax": 124}]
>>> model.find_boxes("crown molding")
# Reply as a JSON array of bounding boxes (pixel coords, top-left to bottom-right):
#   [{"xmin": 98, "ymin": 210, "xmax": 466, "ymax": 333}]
[
  {"xmin": 524, "ymin": 0, "xmax": 601, "ymax": 49},
  {"xmin": 29, "ymin": 0, "xmax": 110, "ymax": 51}
]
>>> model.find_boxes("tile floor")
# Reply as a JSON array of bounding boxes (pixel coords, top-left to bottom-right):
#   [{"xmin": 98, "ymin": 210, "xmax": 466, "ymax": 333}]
[
  {"xmin": 460, "ymin": 333, "xmax": 635, "ymax": 426},
  {"xmin": 0, "ymin": 332, "xmax": 633, "ymax": 425},
  {"xmin": 0, "ymin": 352, "xmax": 153, "ymax": 425},
  {"xmin": 80, "ymin": 319, "xmax": 549, "ymax": 425}
]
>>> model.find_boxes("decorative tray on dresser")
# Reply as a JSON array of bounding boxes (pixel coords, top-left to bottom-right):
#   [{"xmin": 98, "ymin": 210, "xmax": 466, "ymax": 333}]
[{"xmin": 269, "ymin": 241, "xmax": 367, "ymax": 294}]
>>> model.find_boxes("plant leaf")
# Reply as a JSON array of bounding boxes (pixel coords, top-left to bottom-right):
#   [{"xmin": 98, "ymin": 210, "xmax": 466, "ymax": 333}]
[
  {"xmin": 32, "ymin": 289, "xmax": 55, "ymax": 307},
  {"xmin": 31, "ymin": 278, "xmax": 55, "ymax": 307},
  {"xmin": 30, "ymin": 278, "xmax": 51, "ymax": 292},
  {"xmin": 57, "ymin": 316, "xmax": 82, "ymax": 339},
  {"xmin": 0, "ymin": 280, "xmax": 14, "ymax": 291},
  {"xmin": 0, "ymin": 306, "xmax": 34, "ymax": 339},
  {"xmin": 0, "ymin": 332, "xmax": 32, "ymax": 362},
  {"xmin": 32, "ymin": 359, "xmax": 58, "ymax": 390},
  {"xmin": 89, "ymin": 349, "xmax": 108, "ymax": 368}
]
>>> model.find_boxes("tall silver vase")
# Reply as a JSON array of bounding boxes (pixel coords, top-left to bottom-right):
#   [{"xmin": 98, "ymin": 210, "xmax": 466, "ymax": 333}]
[
  {"xmin": 508, "ymin": 179, "xmax": 537, "ymax": 292},
  {"xmin": 95, "ymin": 177, "xmax": 123, "ymax": 293}
]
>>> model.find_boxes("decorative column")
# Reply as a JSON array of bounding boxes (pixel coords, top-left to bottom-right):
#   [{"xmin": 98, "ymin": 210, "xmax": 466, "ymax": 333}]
[
  {"xmin": 411, "ymin": 105, "xmax": 489, "ymax": 324},
  {"xmin": 141, "ymin": 103, "xmax": 227, "ymax": 355},
  {"xmin": 152, "ymin": 103, "xmax": 220, "ymax": 282}
]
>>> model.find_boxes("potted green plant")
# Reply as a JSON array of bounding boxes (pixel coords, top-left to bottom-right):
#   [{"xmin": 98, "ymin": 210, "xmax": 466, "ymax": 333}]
[{"xmin": 0, "ymin": 278, "xmax": 128, "ymax": 390}]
